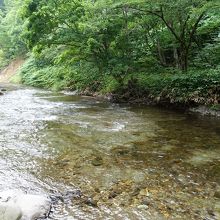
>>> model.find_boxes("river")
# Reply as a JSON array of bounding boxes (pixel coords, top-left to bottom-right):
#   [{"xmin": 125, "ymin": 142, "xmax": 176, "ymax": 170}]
[{"xmin": 0, "ymin": 84, "xmax": 220, "ymax": 219}]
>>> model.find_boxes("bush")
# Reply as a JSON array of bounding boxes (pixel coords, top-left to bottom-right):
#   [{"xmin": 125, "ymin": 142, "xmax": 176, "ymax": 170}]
[
  {"xmin": 20, "ymin": 55, "xmax": 220, "ymax": 106},
  {"xmin": 136, "ymin": 68, "xmax": 220, "ymax": 104},
  {"xmin": 20, "ymin": 57, "xmax": 119, "ymax": 93}
]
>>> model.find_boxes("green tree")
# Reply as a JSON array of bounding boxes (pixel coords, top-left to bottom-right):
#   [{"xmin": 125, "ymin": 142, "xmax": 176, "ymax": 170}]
[
  {"xmin": 0, "ymin": 0, "xmax": 27, "ymax": 65},
  {"xmin": 124, "ymin": 0, "xmax": 219, "ymax": 71}
]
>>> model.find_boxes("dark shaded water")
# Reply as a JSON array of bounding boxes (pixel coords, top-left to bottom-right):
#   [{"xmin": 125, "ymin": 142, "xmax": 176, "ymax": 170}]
[{"xmin": 0, "ymin": 84, "xmax": 220, "ymax": 219}]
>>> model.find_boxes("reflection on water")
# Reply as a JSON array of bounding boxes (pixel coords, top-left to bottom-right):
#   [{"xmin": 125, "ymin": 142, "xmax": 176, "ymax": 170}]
[{"xmin": 0, "ymin": 84, "xmax": 220, "ymax": 219}]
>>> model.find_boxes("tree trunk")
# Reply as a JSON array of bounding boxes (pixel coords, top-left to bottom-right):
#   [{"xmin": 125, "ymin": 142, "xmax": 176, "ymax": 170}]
[
  {"xmin": 157, "ymin": 40, "xmax": 166, "ymax": 66},
  {"xmin": 177, "ymin": 42, "xmax": 188, "ymax": 72},
  {"xmin": 179, "ymin": 49, "xmax": 188, "ymax": 72},
  {"xmin": 173, "ymin": 47, "xmax": 179, "ymax": 68}
]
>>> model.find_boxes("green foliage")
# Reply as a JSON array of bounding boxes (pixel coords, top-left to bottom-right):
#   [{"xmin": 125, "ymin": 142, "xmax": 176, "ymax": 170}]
[
  {"xmin": 20, "ymin": 57, "xmax": 72, "ymax": 90},
  {"xmin": 136, "ymin": 68, "xmax": 220, "ymax": 104},
  {"xmin": 20, "ymin": 56, "xmax": 120, "ymax": 93},
  {"xmin": 0, "ymin": 0, "xmax": 27, "ymax": 67},
  {"xmin": 19, "ymin": 0, "xmax": 219, "ymax": 75},
  {"xmin": 1, "ymin": 0, "xmax": 220, "ymax": 106},
  {"xmin": 210, "ymin": 104, "xmax": 220, "ymax": 111}
]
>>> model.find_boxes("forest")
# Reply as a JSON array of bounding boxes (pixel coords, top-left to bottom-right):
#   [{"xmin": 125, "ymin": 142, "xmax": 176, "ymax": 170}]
[{"xmin": 0, "ymin": 0, "xmax": 220, "ymax": 106}]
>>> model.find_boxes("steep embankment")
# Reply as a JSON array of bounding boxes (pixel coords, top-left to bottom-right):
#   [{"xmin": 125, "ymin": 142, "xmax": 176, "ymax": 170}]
[{"xmin": 0, "ymin": 58, "xmax": 25, "ymax": 83}]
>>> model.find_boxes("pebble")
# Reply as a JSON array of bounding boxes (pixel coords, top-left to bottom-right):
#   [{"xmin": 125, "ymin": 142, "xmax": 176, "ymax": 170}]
[
  {"xmin": 142, "ymin": 198, "xmax": 151, "ymax": 206},
  {"xmin": 137, "ymin": 204, "xmax": 149, "ymax": 210},
  {"xmin": 91, "ymin": 157, "xmax": 103, "ymax": 166},
  {"xmin": 84, "ymin": 198, "xmax": 97, "ymax": 207}
]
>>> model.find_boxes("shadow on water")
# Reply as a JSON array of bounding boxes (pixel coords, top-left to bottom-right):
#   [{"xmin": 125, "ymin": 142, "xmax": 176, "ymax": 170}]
[{"xmin": 1, "ymin": 85, "xmax": 220, "ymax": 219}]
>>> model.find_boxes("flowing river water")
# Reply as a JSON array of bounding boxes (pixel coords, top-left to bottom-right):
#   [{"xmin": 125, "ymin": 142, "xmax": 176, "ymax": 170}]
[{"xmin": 0, "ymin": 84, "xmax": 220, "ymax": 220}]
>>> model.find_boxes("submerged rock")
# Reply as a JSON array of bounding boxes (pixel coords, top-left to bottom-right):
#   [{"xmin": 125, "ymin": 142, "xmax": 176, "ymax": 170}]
[
  {"xmin": 214, "ymin": 189, "xmax": 220, "ymax": 199},
  {"xmin": 84, "ymin": 197, "xmax": 98, "ymax": 207},
  {"xmin": 111, "ymin": 146, "xmax": 130, "ymax": 156},
  {"xmin": 91, "ymin": 156, "xmax": 103, "ymax": 166},
  {"xmin": 137, "ymin": 204, "xmax": 148, "ymax": 210},
  {"xmin": 214, "ymin": 201, "xmax": 220, "ymax": 219},
  {"xmin": 0, "ymin": 190, "xmax": 51, "ymax": 220}
]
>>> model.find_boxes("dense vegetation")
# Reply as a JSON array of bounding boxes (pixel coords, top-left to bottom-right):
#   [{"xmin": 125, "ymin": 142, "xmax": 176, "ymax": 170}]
[{"xmin": 0, "ymin": 0, "xmax": 220, "ymax": 106}]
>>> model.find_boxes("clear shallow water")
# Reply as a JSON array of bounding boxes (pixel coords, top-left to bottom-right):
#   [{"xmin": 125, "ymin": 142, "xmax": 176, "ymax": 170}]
[{"xmin": 0, "ymin": 84, "xmax": 220, "ymax": 219}]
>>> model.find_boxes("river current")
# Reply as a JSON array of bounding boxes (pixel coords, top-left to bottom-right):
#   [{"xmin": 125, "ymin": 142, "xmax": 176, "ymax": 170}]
[{"xmin": 0, "ymin": 84, "xmax": 220, "ymax": 219}]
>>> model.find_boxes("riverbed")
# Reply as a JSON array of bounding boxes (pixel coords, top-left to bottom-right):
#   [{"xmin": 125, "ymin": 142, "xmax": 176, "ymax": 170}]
[{"xmin": 0, "ymin": 84, "xmax": 220, "ymax": 219}]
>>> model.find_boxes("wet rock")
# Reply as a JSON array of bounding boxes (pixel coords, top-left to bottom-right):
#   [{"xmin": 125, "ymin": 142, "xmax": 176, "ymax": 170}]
[
  {"xmin": 16, "ymin": 194, "xmax": 51, "ymax": 219},
  {"xmin": 108, "ymin": 191, "xmax": 118, "ymax": 199},
  {"xmin": 110, "ymin": 187, "xmax": 122, "ymax": 196},
  {"xmin": 189, "ymin": 106, "xmax": 220, "ymax": 117},
  {"xmin": 50, "ymin": 194, "xmax": 63, "ymax": 203},
  {"xmin": 111, "ymin": 146, "xmax": 130, "ymax": 156},
  {"xmin": 214, "ymin": 190, "xmax": 220, "ymax": 199},
  {"xmin": 0, "ymin": 190, "xmax": 51, "ymax": 220},
  {"xmin": 92, "ymin": 194, "xmax": 101, "ymax": 203},
  {"xmin": 84, "ymin": 197, "xmax": 97, "ymax": 207},
  {"xmin": 137, "ymin": 204, "xmax": 148, "ymax": 210},
  {"xmin": 130, "ymin": 187, "xmax": 140, "ymax": 196},
  {"xmin": 91, "ymin": 156, "xmax": 103, "ymax": 166},
  {"xmin": 207, "ymin": 209, "xmax": 215, "ymax": 217},
  {"xmin": 55, "ymin": 159, "xmax": 70, "ymax": 167},
  {"xmin": 0, "ymin": 202, "xmax": 22, "ymax": 220},
  {"xmin": 141, "ymin": 198, "xmax": 151, "ymax": 206},
  {"xmin": 139, "ymin": 188, "xmax": 149, "ymax": 196},
  {"xmin": 65, "ymin": 190, "xmax": 82, "ymax": 199},
  {"xmin": 59, "ymin": 189, "xmax": 82, "ymax": 204},
  {"xmin": 0, "ymin": 92, "xmax": 4, "ymax": 96},
  {"xmin": 1, "ymin": 88, "xmax": 7, "ymax": 92},
  {"xmin": 177, "ymin": 174, "xmax": 188, "ymax": 185}
]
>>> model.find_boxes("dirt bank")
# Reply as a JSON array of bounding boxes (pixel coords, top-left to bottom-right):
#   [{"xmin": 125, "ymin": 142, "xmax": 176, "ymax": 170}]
[{"xmin": 0, "ymin": 58, "xmax": 25, "ymax": 83}]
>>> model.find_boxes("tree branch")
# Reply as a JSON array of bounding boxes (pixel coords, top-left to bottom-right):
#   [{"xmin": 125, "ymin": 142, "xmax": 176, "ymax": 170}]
[
  {"xmin": 187, "ymin": 12, "xmax": 206, "ymax": 51},
  {"xmin": 125, "ymin": 6, "xmax": 182, "ymax": 43}
]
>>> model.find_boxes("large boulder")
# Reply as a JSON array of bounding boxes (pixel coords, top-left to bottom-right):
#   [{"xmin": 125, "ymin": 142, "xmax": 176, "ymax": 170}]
[
  {"xmin": 0, "ymin": 202, "xmax": 22, "ymax": 220},
  {"xmin": 0, "ymin": 190, "xmax": 51, "ymax": 220}
]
